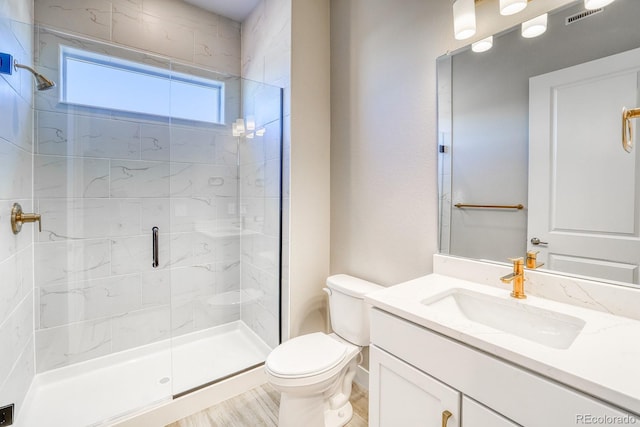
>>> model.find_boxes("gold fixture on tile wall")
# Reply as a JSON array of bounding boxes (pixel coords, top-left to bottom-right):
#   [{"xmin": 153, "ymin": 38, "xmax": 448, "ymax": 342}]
[{"xmin": 11, "ymin": 203, "xmax": 42, "ymax": 234}]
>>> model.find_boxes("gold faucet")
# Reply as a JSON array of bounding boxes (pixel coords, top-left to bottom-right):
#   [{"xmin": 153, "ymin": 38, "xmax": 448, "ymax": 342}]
[
  {"xmin": 525, "ymin": 250, "xmax": 544, "ymax": 269},
  {"xmin": 500, "ymin": 257, "xmax": 526, "ymax": 299}
]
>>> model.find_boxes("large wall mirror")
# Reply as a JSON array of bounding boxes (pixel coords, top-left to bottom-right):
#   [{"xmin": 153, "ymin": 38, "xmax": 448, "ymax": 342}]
[{"xmin": 438, "ymin": 0, "xmax": 640, "ymax": 288}]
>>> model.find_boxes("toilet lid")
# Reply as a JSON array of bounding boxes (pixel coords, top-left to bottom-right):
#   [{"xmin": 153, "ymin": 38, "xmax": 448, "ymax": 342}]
[{"xmin": 266, "ymin": 333, "xmax": 348, "ymax": 377}]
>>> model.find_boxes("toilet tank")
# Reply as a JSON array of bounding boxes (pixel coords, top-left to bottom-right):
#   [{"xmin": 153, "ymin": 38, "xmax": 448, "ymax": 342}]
[{"xmin": 326, "ymin": 274, "xmax": 384, "ymax": 346}]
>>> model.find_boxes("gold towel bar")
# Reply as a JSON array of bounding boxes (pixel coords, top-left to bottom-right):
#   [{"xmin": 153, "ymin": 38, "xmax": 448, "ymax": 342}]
[{"xmin": 454, "ymin": 203, "xmax": 524, "ymax": 210}]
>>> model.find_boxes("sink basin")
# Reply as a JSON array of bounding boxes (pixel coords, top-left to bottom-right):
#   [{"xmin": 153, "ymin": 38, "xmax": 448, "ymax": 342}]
[{"xmin": 421, "ymin": 288, "xmax": 585, "ymax": 349}]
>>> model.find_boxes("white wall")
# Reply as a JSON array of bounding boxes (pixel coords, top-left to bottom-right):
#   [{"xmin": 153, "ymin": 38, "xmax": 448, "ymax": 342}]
[
  {"xmin": 330, "ymin": 0, "xmax": 450, "ymax": 286},
  {"xmin": 0, "ymin": 1, "xmax": 35, "ymax": 419},
  {"xmin": 288, "ymin": 0, "xmax": 331, "ymax": 337}
]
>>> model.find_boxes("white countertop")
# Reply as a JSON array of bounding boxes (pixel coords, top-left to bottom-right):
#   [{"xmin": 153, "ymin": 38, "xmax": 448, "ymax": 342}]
[{"xmin": 365, "ymin": 273, "xmax": 640, "ymax": 416}]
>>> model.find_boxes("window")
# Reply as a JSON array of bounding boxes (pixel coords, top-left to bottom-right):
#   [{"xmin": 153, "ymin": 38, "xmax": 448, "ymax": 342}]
[{"xmin": 60, "ymin": 46, "xmax": 225, "ymax": 124}]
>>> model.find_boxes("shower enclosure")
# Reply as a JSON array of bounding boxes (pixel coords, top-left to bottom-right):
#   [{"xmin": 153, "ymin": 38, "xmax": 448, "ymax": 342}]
[{"xmin": 18, "ymin": 25, "xmax": 282, "ymax": 426}]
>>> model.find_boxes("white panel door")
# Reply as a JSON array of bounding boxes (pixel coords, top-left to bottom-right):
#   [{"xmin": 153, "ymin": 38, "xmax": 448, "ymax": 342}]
[
  {"xmin": 369, "ymin": 345, "xmax": 460, "ymax": 427},
  {"xmin": 528, "ymin": 47, "xmax": 640, "ymax": 285}
]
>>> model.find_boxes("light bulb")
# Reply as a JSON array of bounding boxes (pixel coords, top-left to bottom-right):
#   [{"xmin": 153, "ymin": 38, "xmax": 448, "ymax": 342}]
[
  {"xmin": 472, "ymin": 36, "xmax": 493, "ymax": 53},
  {"xmin": 453, "ymin": 0, "xmax": 476, "ymax": 40},
  {"xmin": 521, "ymin": 13, "xmax": 547, "ymax": 38},
  {"xmin": 246, "ymin": 115, "xmax": 256, "ymax": 131},
  {"xmin": 500, "ymin": 0, "xmax": 527, "ymax": 16},
  {"xmin": 235, "ymin": 118, "xmax": 245, "ymax": 133},
  {"xmin": 584, "ymin": 0, "xmax": 615, "ymax": 9}
]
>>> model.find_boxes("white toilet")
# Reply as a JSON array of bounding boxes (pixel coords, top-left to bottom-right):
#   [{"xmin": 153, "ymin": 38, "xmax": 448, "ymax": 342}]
[{"xmin": 265, "ymin": 274, "xmax": 383, "ymax": 427}]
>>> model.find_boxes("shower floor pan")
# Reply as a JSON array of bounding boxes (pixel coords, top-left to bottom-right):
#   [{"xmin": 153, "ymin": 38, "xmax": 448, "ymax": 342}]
[{"xmin": 19, "ymin": 321, "xmax": 271, "ymax": 427}]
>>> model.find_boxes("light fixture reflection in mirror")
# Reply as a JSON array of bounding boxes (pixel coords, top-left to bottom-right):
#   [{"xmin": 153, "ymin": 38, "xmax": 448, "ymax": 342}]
[
  {"xmin": 472, "ymin": 36, "xmax": 494, "ymax": 53},
  {"xmin": 521, "ymin": 13, "xmax": 548, "ymax": 38},
  {"xmin": 585, "ymin": 0, "xmax": 615, "ymax": 9},
  {"xmin": 500, "ymin": 0, "xmax": 527, "ymax": 16},
  {"xmin": 453, "ymin": 0, "xmax": 477, "ymax": 40}
]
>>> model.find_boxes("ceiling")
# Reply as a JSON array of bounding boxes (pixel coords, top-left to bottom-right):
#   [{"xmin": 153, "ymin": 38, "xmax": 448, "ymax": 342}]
[{"xmin": 183, "ymin": 0, "xmax": 260, "ymax": 22}]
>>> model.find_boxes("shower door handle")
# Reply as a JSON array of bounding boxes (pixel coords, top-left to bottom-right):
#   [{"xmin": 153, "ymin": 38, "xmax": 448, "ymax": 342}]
[{"xmin": 152, "ymin": 226, "xmax": 159, "ymax": 268}]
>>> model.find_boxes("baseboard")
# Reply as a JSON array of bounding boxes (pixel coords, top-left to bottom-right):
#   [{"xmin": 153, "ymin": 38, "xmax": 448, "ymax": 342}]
[
  {"xmin": 112, "ymin": 366, "xmax": 267, "ymax": 427},
  {"xmin": 354, "ymin": 364, "xmax": 369, "ymax": 390}
]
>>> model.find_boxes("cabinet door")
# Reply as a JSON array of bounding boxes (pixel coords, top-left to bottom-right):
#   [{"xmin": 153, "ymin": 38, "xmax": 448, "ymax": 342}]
[
  {"xmin": 462, "ymin": 396, "xmax": 520, "ymax": 427},
  {"xmin": 369, "ymin": 345, "xmax": 460, "ymax": 427}
]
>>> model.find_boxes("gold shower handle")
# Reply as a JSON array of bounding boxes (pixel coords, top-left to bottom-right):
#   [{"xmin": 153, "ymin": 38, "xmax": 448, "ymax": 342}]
[
  {"xmin": 622, "ymin": 107, "xmax": 640, "ymax": 153},
  {"xmin": 11, "ymin": 203, "xmax": 42, "ymax": 234}
]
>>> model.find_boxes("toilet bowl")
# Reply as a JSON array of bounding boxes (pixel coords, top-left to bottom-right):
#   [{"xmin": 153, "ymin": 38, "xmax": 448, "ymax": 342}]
[{"xmin": 265, "ymin": 274, "xmax": 383, "ymax": 427}]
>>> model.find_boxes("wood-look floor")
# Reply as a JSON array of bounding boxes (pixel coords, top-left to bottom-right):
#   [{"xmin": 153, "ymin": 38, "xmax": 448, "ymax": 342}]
[{"xmin": 168, "ymin": 383, "xmax": 369, "ymax": 427}]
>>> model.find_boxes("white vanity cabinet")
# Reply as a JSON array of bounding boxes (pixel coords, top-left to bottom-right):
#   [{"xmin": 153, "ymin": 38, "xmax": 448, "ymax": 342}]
[
  {"xmin": 369, "ymin": 308, "xmax": 640, "ymax": 427},
  {"xmin": 369, "ymin": 345, "xmax": 516, "ymax": 427},
  {"xmin": 369, "ymin": 345, "xmax": 460, "ymax": 426}
]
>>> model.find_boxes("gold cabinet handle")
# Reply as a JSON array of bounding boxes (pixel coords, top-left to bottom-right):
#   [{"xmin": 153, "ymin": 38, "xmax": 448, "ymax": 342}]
[
  {"xmin": 442, "ymin": 410, "xmax": 453, "ymax": 427},
  {"xmin": 11, "ymin": 203, "xmax": 42, "ymax": 234}
]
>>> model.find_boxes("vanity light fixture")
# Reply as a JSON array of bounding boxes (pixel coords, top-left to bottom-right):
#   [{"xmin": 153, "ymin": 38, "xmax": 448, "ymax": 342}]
[
  {"xmin": 500, "ymin": 0, "xmax": 527, "ymax": 16},
  {"xmin": 521, "ymin": 13, "xmax": 548, "ymax": 38},
  {"xmin": 472, "ymin": 36, "xmax": 493, "ymax": 53},
  {"xmin": 584, "ymin": 0, "xmax": 615, "ymax": 9},
  {"xmin": 453, "ymin": 0, "xmax": 476, "ymax": 40}
]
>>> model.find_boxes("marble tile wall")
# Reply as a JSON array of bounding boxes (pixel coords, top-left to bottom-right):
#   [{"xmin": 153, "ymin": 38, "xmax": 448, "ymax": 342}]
[
  {"xmin": 242, "ymin": 0, "xmax": 290, "ymax": 345},
  {"xmin": 34, "ymin": 0, "xmax": 241, "ymax": 76},
  {"xmin": 0, "ymin": 8, "xmax": 35, "ymax": 421},
  {"xmin": 32, "ymin": 26, "xmax": 244, "ymax": 372}
]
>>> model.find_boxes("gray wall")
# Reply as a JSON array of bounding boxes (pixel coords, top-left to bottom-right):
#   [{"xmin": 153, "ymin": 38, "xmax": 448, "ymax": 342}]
[
  {"xmin": 330, "ymin": 0, "xmax": 450, "ymax": 286},
  {"xmin": 449, "ymin": 0, "xmax": 640, "ymax": 262},
  {"xmin": 0, "ymin": 3, "xmax": 35, "ymax": 419}
]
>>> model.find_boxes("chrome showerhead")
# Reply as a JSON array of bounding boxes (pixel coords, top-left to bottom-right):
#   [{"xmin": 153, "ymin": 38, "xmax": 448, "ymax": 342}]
[{"xmin": 14, "ymin": 61, "xmax": 56, "ymax": 91}]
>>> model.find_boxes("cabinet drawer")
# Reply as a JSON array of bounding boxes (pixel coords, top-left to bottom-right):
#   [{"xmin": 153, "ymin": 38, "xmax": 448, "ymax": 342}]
[{"xmin": 371, "ymin": 308, "xmax": 639, "ymax": 427}]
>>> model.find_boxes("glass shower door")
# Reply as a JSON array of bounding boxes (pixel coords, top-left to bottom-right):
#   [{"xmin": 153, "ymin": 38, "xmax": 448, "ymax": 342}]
[
  {"xmin": 30, "ymin": 27, "xmax": 174, "ymax": 426},
  {"xmin": 168, "ymin": 74, "xmax": 283, "ymax": 395},
  {"xmin": 27, "ymin": 24, "xmax": 283, "ymax": 424}
]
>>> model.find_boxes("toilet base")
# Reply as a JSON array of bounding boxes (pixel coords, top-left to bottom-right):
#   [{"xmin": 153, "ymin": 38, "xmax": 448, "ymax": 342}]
[
  {"xmin": 277, "ymin": 392, "xmax": 354, "ymax": 427},
  {"xmin": 325, "ymin": 401, "xmax": 353, "ymax": 427}
]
